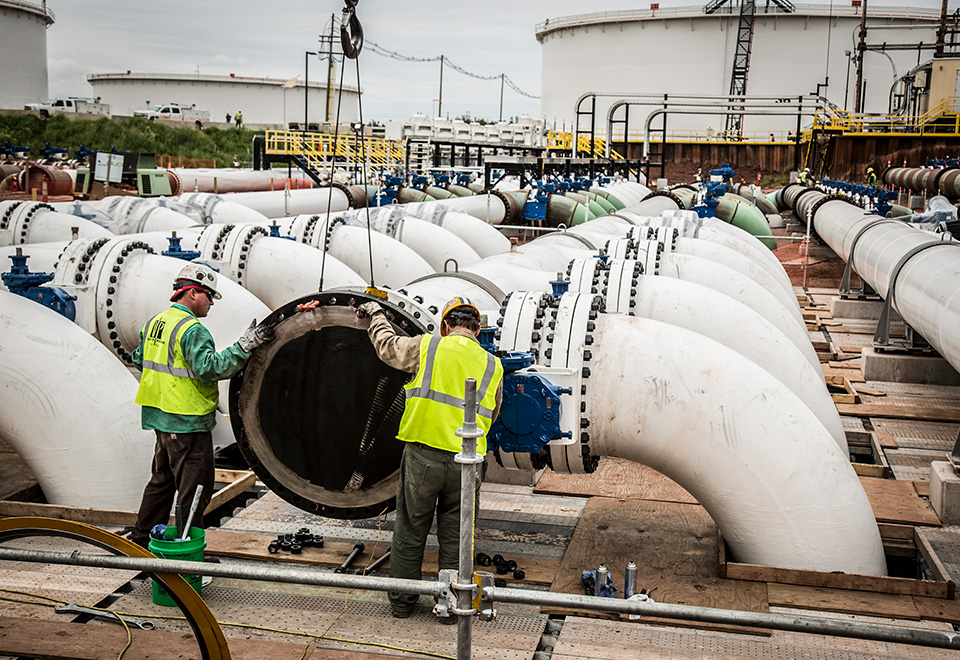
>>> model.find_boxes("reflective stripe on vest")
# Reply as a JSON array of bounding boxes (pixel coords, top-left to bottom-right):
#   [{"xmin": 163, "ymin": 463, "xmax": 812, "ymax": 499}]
[
  {"xmin": 404, "ymin": 335, "xmax": 499, "ymax": 418},
  {"xmin": 398, "ymin": 333, "xmax": 503, "ymax": 454},
  {"xmin": 135, "ymin": 307, "xmax": 218, "ymax": 416}
]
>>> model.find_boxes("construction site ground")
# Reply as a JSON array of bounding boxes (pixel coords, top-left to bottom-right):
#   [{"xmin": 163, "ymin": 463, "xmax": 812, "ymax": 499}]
[{"xmin": 1, "ymin": 219, "xmax": 960, "ymax": 658}]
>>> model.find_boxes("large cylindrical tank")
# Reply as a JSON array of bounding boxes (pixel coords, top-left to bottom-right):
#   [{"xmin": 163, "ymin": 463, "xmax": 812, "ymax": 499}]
[
  {"xmin": 538, "ymin": 5, "xmax": 938, "ymax": 136},
  {"xmin": 0, "ymin": 0, "xmax": 54, "ymax": 109}
]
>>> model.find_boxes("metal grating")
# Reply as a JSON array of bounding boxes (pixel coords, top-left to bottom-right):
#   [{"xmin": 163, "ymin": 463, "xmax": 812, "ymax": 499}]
[
  {"xmin": 841, "ymin": 416, "xmax": 866, "ymax": 430},
  {"xmin": 553, "ymin": 614, "xmax": 958, "ymax": 660}
]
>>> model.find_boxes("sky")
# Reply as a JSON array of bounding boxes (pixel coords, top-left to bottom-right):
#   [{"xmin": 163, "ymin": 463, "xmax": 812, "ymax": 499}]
[{"xmin": 45, "ymin": 0, "xmax": 953, "ymax": 123}]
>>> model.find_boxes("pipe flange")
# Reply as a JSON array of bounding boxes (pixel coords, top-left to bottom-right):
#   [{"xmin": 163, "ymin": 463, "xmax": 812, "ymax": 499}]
[
  {"xmin": 10, "ymin": 202, "xmax": 54, "ymax": 244},
  {"xmin": 566, "ymin": 258, "xmax": 604, "ymax": 294},
  {"xmin": 606, "ymin": 237, "xmax": 637, "ymax": 260},
  {"xmin": 230, "ymin": 289, "xmax": 431, "ymax": 519},
  {"xmin": 788, "ymin": 185, "xmax": 822, "ymax": 213},
  {"xmin": 603, "ymin": 258, "xmax": 643, "ymax": 315},
  {"xmin": 0, "ymin": 200, "xmax": 24, "ymax": 230},
  {"xmin": 92, "ymin": 238, "xmax": 156, "ymax": 363},
  {"xmin": 651, "ymin": 226, "xmax": 679, "ymax": 253},
  {"xmin": 222, "ymin": 224, "xmax": 269, "ymax": 287},
  {"xmin": 490, "ymin": 190, "xmax": 518, "ymax": 225},
  {"xmin": 330, "ymin": 182, "xmax": 356, "ymax": 209},
  {"xmin": 52, "ymin": 237, "xmax": 110, "ymax": 288},
  {"xmin": 641, "ymin": 190, "xmax": 685, "ymax": 210},
  {"xmin": 807, "ymin": 194, "xmax": 857, "ymax": 242},
  {"xmin": 208, "ymin": 223, "xmax": 235, "ymax": 261}
]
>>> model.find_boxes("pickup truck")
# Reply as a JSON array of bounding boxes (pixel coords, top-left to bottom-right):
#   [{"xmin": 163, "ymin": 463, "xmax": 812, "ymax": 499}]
[
  {"xmin": 133, "ymin": 103, "xmax": 210, "ymax": 129},
  {"xmin": 24, "ymin": 97, "xmax": 111, "ymax": 118}
]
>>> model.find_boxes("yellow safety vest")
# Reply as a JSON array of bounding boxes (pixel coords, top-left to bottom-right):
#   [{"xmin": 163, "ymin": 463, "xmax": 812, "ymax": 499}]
[
  {"xmin": 398, "ymin": 333, "xmax": 503, "ymax": 455},
  {"xmin": 135, "ymin": 307, "xmax": 219, "ymax": 416}
]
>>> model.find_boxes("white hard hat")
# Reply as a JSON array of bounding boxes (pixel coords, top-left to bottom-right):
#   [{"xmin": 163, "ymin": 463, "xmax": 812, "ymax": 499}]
[
  {"xmin": 172, "ymin": 262, "xmax": 221, "ymax": 299},
  {"xmin": 804, "ymin": 167, "xmax": 810, "ymax": 172}
]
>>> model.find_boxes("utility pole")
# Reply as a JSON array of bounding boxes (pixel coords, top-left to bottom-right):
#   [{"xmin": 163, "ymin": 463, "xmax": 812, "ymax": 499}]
[
  {"xmin": 853, "ymin": 0, "xmax": 868, "ymax": 113},
  {"xmin": 326, "ymin": 14, "xmax": 336, "ymax": 123},
  {"xmin": 499, "ymin": 73, "xmax": 505, "ymax": 122},
  {"xmin": 936, "ymin": 0, "xmax": 949, "ymax": 58},
  {"xmin": 438, "ymin": 55, "xmax": 444, "ymax": 118}
]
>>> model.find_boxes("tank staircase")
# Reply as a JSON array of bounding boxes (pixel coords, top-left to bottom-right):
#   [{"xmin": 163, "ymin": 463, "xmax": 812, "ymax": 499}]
[{"xmin": 254, "ymin": 131, "xmax": 405, "ymax": 184}]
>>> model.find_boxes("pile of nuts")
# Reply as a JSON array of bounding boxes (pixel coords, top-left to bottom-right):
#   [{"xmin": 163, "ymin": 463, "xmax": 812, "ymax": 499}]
[
  {"xmin": 475, "ymin": 552, "xmax": 525, "ymax": 580},
  {"xmin": 268, "ymin": 528, "xmax": 325, "ymax": 555}
]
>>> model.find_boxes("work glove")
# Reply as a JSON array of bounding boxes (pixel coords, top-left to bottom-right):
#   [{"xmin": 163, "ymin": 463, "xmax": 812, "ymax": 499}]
[
  {"xmin": 356, "ymin": 301, "xmax": 383, "ymax": 319},
  {"xmin": 238, "ymin": 319, "xmax": 275, "ymax": 353}
]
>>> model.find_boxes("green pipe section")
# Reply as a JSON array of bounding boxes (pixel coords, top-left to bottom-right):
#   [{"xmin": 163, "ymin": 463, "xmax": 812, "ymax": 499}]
[
  {"xmin": 752, "ymin": 192, "xmax": 779, "ymax": 216},
  {"xmin": 587, "ymin": 193, "xmax": 616, "ymax": 214},
  {"xmin": 467, "ymin": 182, "xmax": 485, "ymax": 194},
  {"xmin": 716, "ymin": 194, "xmax": 776, "ymax": 250},
  {"xmin": 590, "ymin": 187, "xmax": 627, "ymax": 210},
  {"xmin": 547, "ymin": 194, "xmax": 590, "ymax": 227},
  {"xmin": 424, "ymin": 186, "xmax": 456, "ymax": 200},
  {"xmin": 446, "ymin": 184, "xmax": 475, "ymax": 197},
  {"xmin": 885, "ymin": 203, "xmax": 912, "ymax": 218},
  {"xmin": 397, "ymin": 188, "xmax": 432, "ymax": 204},
  {"xmin": 565, "ymin": 192, "xmax": 602, "ymax": 220}
]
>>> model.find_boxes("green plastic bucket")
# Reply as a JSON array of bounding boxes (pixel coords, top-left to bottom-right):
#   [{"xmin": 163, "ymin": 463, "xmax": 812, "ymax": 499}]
[{"xmin": 148, "ymin": 526, "xmax": 206, "ymax": 607}]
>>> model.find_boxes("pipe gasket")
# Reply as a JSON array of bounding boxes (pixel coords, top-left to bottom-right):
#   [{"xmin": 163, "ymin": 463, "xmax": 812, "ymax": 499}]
[{"xmin": 0, "ymin": 517, "xmax": 228, "ymax": 660}]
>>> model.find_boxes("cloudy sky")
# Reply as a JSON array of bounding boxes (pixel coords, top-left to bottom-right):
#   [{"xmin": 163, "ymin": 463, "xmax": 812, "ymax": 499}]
[{"xmin": 47, "ymin": 0, "xmax": 951, "ymax": 123}]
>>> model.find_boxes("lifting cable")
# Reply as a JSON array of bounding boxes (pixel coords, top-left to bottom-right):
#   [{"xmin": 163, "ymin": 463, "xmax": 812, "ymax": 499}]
[{"xmin": 318, "ymin": 50, "xmax": 347, "ymax": 293}]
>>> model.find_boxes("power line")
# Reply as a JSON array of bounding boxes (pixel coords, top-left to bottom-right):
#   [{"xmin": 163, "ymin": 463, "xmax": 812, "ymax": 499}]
[{"xmin": 364, "ymin": 39, "xmax": 540, "ymax": 99}]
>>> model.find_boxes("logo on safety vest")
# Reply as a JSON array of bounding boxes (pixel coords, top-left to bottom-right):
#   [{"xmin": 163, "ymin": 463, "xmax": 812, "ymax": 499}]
[{"xmin": 148, "ymin": 319, "xmax": 166, "ymax": 342}]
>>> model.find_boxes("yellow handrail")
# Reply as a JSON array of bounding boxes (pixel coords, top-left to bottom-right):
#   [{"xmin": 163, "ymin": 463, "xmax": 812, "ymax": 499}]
[{"xmin": 264, "ymin": 131, "xmax": 406, "ymax": 168}]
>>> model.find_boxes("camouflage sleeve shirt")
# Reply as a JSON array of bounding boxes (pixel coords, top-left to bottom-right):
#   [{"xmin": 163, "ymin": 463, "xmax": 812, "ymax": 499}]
[{"xmin": 366, "ymin": 312, "xmax": 502, "ymax": 420}]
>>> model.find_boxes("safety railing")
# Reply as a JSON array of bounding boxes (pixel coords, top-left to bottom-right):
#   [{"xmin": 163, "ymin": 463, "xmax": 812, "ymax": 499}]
[
  {"xmin": 803, "ymin": 100, "xmax": 960, "ymax": 138},
  {"xmin": 265, "ymin": 131, "xmax": 406, "ymax": 168},
  {"xmin": 547, "ymin": 130, "xmax": 796, "ymax": 148}
]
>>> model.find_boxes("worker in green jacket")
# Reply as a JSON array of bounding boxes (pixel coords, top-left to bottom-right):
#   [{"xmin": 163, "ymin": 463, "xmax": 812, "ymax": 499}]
[
  {"xmin": 129, "ymin": 263, "xmax": 274, "ymax": 548},
  {"xmin": 866, "ymin": 167, "xmax": 877, "ymax": 187},
  {"xmin": 357, "ymin": 296, "xmax": 503, "ymax": 622}
]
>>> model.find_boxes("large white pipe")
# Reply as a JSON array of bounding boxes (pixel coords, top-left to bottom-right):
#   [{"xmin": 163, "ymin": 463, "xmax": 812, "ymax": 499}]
[
  {"xmin": 588, "ymin": 314, "xmax": 884, "ymax": 574},
  {"xmin": 802, "ymin": 193, "xmax": 960, "ymax": 373},
  {"xmin": 370, "ymin": 205, "xmax": 510, "ymax": 258},
  {"xmin": 0, "ymin": 201, "xmax": 114, "ymax": 246},
  {"xmin": 0, "ymin": 291, "xmax": 154, "ymax": 510},
  {"xmin": 222, "ymin": 186, "xmax": 352, "ymax": 218},
  {"xmin": 174, "ymin": 192, "xmax": 271, "ymax": 225},
  {"xmin": 86, "ymin": 197, "xmax": 199, "ymax": 234},
  {"xmin": 171, "ymin": 168, "xmax": 314, "ymax": 194},
  {"xmin": 398, "ymin": 193, "xmax": 514, "ymax": 226}
]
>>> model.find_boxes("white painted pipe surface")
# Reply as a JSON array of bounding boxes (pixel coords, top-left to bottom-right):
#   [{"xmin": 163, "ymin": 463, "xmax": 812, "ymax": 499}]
[
  {"xmin": 0, "ymin": 291, "xmax": 154, "ymax": 509},
  {"xmin": 88, "ymin": 197, "xmax": 198, "ymax": 234},
  {"xmin": 0, "ymin": 201, "xmax": 113, "ymax": 246},
  {"xmin": 223, "ymin": 187, "xmax": 352, "ymax": 218},
  {"xmin": 175, "ymin": 192, "xmax": 270, "ymax": 225},
  {"xmin": 376, "ymin": 205, "xmax": 510, "ymax": 258},
  {"xmin": 399, "ymin": 194, "xmax": 510, "ymax": 226},
  {"xmin": 588, "ymin": 314, "xmax": 885, "ymax": 574}
]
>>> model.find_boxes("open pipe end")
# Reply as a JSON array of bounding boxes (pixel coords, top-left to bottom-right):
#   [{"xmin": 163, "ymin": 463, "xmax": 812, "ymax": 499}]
[{"xmin": 229, "ymin": 290, "xmax": 431, "ymax": 519}]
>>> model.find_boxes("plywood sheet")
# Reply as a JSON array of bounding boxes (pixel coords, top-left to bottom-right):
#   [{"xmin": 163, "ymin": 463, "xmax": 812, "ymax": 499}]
[
  {"xmin": 913, "ymin": 596, "xmax": 960, "ymax": 625},
  {"xmin": 544, "ymin": 497, "xmax": 768, "ymax": 634},
  {"xmin": 859, "ymin": 476, "xmax": 941, "ymax": 527},
  {"xmin": 766, "ymin": 583, "xmax": 920, "ymax": 620},
  {"xmin": 837, "ymin": 404, "xmax": 960, "ymax": 423},
  {"xmin": 534, "ymin": 458, "xmax": 697, "ymax": 504}
]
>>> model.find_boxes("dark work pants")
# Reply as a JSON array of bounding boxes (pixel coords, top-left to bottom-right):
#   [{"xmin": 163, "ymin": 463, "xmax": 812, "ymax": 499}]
[
  {"xmin": 389, "ymin": 442, "xmax": 482, "ymax": 613},
  {"xmin": 130, "ymin": 431, "xmax": 214, "ymax": 548}
]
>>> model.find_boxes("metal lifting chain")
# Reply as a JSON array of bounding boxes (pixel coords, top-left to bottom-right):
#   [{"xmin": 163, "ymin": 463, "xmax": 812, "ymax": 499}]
[{"xmin": 340, "ymin": 0, "xmax": 363, "ymax": 60}]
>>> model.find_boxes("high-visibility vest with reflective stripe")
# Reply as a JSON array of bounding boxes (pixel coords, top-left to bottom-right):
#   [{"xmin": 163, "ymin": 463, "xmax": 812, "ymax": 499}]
[
  {"xmin": 135, "ymin": 307, "xmax": 219, "ymax": 416},
  {"xmin": 398, "ymin": 333, "xmax": 503, "ymax": 454}
]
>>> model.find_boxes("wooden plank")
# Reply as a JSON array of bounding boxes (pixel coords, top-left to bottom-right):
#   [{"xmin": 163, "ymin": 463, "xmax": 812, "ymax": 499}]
[
  {"xmin": 0, "ymin": 501, "xmax": 140, "ymax": 526},
  {"xmin": 854, "ymin": 386, "xmax": 887, "ymax": 397},
  {"xmin": 0, "ymin": 615, "xmax": 388, "ymax": 660},
  {"xmin": 826, "ymin": 375, "xmax": 859, "ymax": 404},
  {"xmin": 836, "ymin": 404, "xmax": 960, "ymax": 423},
  {"xmin": 204, "ymin": 529, "xmax": 557, "ymax": 586},
  {"xmin": 767, "ymin": 583, "xmax": 921, "ymax": 620},
  {"xmin": 534, "ymin": 458, "xmax": 697, "ymax": 504},
  {"xmin": 852, "ymin": 463, "xmax": 888, "ymax": 478},
  {"xmin": 859, "ymin": 476, "xmax": 941, "ymax": 527},
  {"xmin": 544, "ymin": 497, "xmax": 769, "ymax": 635},
  {"xmin": 915, "ymin": 528, "xmax": 956, "ymax": 596},
  {"xmin": 723, "ymin": 561, "xmax": 950, "ymax": 599},
  {"xmin": 205, "ymin": 471, "xmax": 256, "ymax": 515},
  {"xmin": 823, "ymin": 368, "xmax": 866, "ymax": 383},
  {"xmin": 878, "ymin": 523, "xmax": 918, "ymax": 543},
  {"xmin": 913, "ymin": 596, "xmax": 960, "ymax": 625},
  {"xmin": 914, "ymin": 481, "xmax": 931, "ymax": 498},
  {"xmin": 875, "ymin": 431, "xmax": 900, "ymax": 449}
]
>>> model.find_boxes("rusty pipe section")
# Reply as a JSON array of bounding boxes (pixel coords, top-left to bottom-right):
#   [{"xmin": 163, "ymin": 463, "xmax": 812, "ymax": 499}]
[
  {"xmin": 792, "ymin": 189, "xmax": 960, "ymax": 374},
  {"xmin": 18, "ymin": 164, "xmax": 74, "ymax": 197},
  {"xmin": 882, "ymin": 166, "xmax": 960, "ymax": 199}
]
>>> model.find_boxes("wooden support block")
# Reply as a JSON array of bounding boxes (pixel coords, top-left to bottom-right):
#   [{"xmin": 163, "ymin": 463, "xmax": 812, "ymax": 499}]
[
  {"xmin": 722, "ymin": 560, "xmax": 950, "ymax": 599},
  {"xmin": 535, "ymin": 458, "xmax": 697, "ymax": 504},
  {"xmin": 810, "ymin": 340, "xmax": 837, "ymax": 363},
  {"xmin": 205, "ymin": 470, "xmax": 256, "ymax": 515},
  {"xmin": 913, "ymin": 597, "xmax": 960, "ymax": 624},
  {"xmin": 839, "ymin": 346, "xmax": 864, "ymax": 355},
  {"xmin": 766, "ymin": 583, "xmax": 920, "ymax": 620},
  {"xmin": 826, "ymin": 375, "xmax": 859, "ymax": 404},
  {"xmin": 915, "ymin": 528, "xmax": 955, "ymax": 592},
  {"xmin": 878, "ymin": 523, "xmax": 917, "ymax": 543},
  {"xmin": 836, "ymin": 404, "xmax": 960, "ymax": 423},
  {"xmin": 875, "ymin": 431, "xmax": 900, "ymax": 449},
  {"xmin": 853, "ymin": 386, "xmax": 886, "ymax": 397},
  {"xmin": 913, "ymin": 481, "xmax": 930, "ymax": 499}
]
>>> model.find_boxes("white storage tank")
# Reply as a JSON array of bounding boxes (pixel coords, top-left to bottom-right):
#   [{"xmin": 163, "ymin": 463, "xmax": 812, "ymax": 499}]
[
  {"xmin": 0, "ymin": 0, "xmax": 54, "ymax": 109},
  {"xmin": 537, "ymin": 3, "xmax": 940, "ymax": 137}
]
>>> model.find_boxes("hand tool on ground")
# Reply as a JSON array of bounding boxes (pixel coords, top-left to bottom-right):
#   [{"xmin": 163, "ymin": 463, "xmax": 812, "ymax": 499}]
[
  {"xmin": 357, "ymin": 548, "xmax": 390, "ymax": 574},
  {"xmin": 334, "ymin": 542, "xmax": 365, "ymax": 573},
  {"xmin": 55, "ymin": 602, "xmax": 155, "ymax": 630},
  {"xmin": 179, "ymin": 484, "xmax": 204, "ymax": 541}
]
